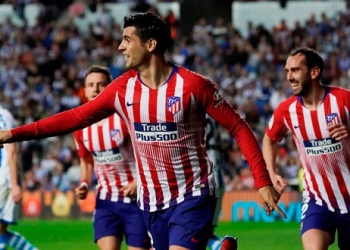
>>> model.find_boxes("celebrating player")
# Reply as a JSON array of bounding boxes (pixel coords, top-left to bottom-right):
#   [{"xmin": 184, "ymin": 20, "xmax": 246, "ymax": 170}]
[
  {"xmin": 73, "ymin": 65, "xmax": 150, "ymax": 250},
  {"xmin": 263, "ymin": 47, "xmax": 350, "ymax": 250},
  {"xmin": 0, "ymin": 12, "xmax": 285, "ymax": 249},
  {"xmin": 0, "ymin": 106, "xmax": 38, "ymax": 250}
]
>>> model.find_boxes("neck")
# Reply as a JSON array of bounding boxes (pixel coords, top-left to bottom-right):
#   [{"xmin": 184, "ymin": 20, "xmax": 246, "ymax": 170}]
[
  {"xmin": 301, "ymin": 82, "xmax": 325, "ymax": 110},
  {"xmin": 138, "ymin": 56, "xmax": 173, "ymax": 89}
]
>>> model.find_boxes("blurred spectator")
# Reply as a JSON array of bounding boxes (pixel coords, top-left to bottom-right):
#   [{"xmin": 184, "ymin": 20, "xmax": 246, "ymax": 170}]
[
  {"xmin": 66, "ymin": 156, "xmax": 81, "ymax": 187},
  {"xmin": 192, "ymin": 17, "xmax": 212, "ymax": 43},
  {"xmin": 50, "ymin": 161, "xmax": 70, "ymax": 192},
  {"xmin": 284, "ymin": 156, "xmax": 301, "ymax": 192},
  {"xmin": 60, "ymin": 86, "xmax": 81, "ymax": 111},
  {"xmin": 23, "ymin": 169, "xmax": 41, "ymax": 191},
  {"xmin": 164, "ymin": 9, "xmax": 179, "ymax": 52}
]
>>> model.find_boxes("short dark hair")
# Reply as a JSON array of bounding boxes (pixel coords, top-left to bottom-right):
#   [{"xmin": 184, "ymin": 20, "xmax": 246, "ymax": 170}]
[
  {"xmin": 123, "ymin": 12, "xmax": 171, "ymax": 54},
  {"xmin": 289, "ymin": 47, "xmax": 324, "ymax": 78},
  {"xmin": 84, "ymin": 65, "xmax": 112, "ymax": 84}
]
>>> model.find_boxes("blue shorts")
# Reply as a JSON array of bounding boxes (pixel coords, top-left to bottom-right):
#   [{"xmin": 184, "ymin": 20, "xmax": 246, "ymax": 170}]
[
  {"xmin": 93, "ymin": 199, "xmax": 150, "ymax": 248},
  {"xmin": 142, "ymin": 195, "xmax": 216, "ymax": 250},
  {"xmin": 301, "ymin": 201, "xmax": 350, "ymax": 249}
]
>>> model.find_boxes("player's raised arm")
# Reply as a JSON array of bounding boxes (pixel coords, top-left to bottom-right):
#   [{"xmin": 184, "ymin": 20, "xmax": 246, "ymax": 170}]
[
  {"xmin": 0, "ymin": 78, "xmax": 121, "ymax": 145},
  {"xmin": 194, "ymin": 78, "xmax": 286, "ymax": 218}
]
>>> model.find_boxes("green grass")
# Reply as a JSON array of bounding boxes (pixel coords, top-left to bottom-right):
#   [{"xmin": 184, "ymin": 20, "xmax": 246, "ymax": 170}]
[{"xmin": 9, "ymin": 220, "xmax": 338, "ymax": 250}]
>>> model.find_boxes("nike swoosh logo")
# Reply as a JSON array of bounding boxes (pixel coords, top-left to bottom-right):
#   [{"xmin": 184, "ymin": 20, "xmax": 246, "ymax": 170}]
[
  {"xmin": 126, "ymin": 102, "xmax": 138, "ymax": 107},
  {"xmin": 293, "ymin": 125, "xmax": 299, "ymax": 129}
]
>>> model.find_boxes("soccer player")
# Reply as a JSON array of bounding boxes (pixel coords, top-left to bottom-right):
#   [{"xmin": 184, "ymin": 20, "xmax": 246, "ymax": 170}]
[
  {"xmin": 0, "ymin": 106, "xmax": 37, "ymax": 250},
  {"xmin": 262, "ymin": 47, "xmax": 350, "ymax": 250},
  {"xmin": 0, "ymin": 12, "xmax": 286, "ymax": 250},
  {"xmin": 73, "ymin": 65, "xmax": 150, "ymax": 250}
]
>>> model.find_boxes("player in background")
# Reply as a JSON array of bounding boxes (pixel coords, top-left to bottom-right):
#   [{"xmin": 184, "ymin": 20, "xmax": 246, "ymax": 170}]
[
  {"xmin": 0, "ymin": 106, "xmax": 38, "ymax": 250},
  {"xmin": 205, "ymin": 114, "xmax": 237, "ymax": 250},
  {"xmin": 263, "ymin": 47, "xmax": 350, "ymax": 250},
  {"xmin": 0, "ymin": 12, "xmax": 286, "ymax": 250},
  {"xmin": 74, "ymin": 65, "xmax": 150, "ymax": 250}
]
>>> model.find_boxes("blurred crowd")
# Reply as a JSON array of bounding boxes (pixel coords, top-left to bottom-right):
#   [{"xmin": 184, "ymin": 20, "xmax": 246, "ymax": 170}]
[{"xmin": 0, "ymin": 1, "xmax": 348, "ymax": 194}]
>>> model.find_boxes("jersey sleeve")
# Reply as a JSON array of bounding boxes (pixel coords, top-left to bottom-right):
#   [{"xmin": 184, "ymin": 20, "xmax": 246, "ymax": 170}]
[
  {"xmin": 73, "ymin": 130, "xmax": 92, "ymax": 159},
  {"xmin": 265, "ymin": 106, "xmax": 288, "ymax": 142},
  {"xmin": 10, "ymin": 78, "xmax": 122, "ymax": 142},
  {"xmin": 192, "ymin": 77, "xmax": 272, "ymax": 188},
  {"xmin": 341, "ymin": 88, "xmax": 350, "ymax": 128}
]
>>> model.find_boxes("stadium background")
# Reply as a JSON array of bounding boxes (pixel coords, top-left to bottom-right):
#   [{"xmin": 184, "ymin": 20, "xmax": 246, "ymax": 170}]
[{"xmin": 0, "ymin": 0, "xmax": 347, "ymax": 249}]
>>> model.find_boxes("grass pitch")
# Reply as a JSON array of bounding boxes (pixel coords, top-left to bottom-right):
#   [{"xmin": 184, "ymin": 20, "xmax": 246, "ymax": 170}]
[{"xmin": 9, "ymin": 220, "xmax": 338, "ymax": 250}]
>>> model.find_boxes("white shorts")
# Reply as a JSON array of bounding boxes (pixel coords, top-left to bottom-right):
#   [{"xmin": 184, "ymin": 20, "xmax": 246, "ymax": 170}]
[{"xmin": 0, "ymin": 184, "xmax": 18, "ymax": 224}]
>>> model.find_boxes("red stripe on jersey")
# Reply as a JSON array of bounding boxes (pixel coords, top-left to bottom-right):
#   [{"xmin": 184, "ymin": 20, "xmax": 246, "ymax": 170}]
[
  {"xmin": 96, "ymin": 123, "xmax": 112, "ymax": 196},
  {"xmin": 119, "ymin": 118, "xmax": 134, "ymax": 184},
  {"xmin": 164, "ymin": 80, "xmax": 184, "ymax": 202},
  {"xmin": 97, "ymin": 122, "xmax": 105, "ymax": 150},
  {"xmin": 109, "ymin": 115, "xmax": 117, "ymax": 149},
  {"xmin": 107, "ymin": 116, "xmax": 122, "ymax": 193},
  {"xmin": 313, "ymin": 106, "xmax": 338, "ymax": 207},
  {"xmin": 148, "ymin": 88, "xmax": 165, "ymax": 206},
  {"xmin": 133, "ymin": 77, "xmax": 150, "ymax": 207}
]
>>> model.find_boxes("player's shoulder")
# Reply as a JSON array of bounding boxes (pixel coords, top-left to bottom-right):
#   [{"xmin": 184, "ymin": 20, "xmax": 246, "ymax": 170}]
[
  {"xmin": 111, "ymin": 70, "xmax": 138, "ymax": 84},
  {"xmin": 177, "ymin": 65, "xmax": 210, "ymax": 84},
  {"xmin": 328, "ymin": 85, "xmax": 350, "ymax": 97},
  {"xmin": 276, "ymin": 95, "xmax": 298, "ymax": 111}
]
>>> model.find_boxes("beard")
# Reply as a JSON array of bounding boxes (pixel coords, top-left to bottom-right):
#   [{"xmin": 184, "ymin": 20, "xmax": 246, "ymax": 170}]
[{"xmin": 293, "ymin": 76, "xmax": 312, "ymax": 97}]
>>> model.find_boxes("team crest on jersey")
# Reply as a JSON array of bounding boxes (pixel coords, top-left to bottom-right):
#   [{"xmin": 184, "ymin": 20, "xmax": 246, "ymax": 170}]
[
  {"xmin": 326, "ymin": 113, "xmax": 340, "ymax": 125},
  {"xmin": 167, "ymin": 96, "xmax": 181, "ymax": 114},
  {"xmin": 110, "ymin": 129, "xmax": 122, "ymax": 143}
]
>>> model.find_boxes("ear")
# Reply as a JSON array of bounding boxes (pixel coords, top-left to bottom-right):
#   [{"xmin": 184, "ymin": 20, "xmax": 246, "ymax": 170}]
[
  {"xmin": 310, "ymin": 66, "xmax": 320, "ymax": 80},
  {"xmin": 147, "ymin": 38, "xmax": 157, "ymax": 52}
]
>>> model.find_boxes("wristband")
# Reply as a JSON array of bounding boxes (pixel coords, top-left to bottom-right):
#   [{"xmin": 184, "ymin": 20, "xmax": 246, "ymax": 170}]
[{"xmin": 80, "ymin": 180, "xmax": 89, "ymax": 189}]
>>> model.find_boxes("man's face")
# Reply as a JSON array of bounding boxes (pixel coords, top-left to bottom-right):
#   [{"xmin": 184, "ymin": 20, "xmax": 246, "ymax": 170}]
[
  {"xmin": 118, "ymin": 26, "xmax": 151, "ymax": 71},
  {"xmin": 84, "ymin": 73, "xmax": 109, "ymax": 101},
  {"xmin": 285, "ymin": 53, "xmax": 313, "ymax": 96}
]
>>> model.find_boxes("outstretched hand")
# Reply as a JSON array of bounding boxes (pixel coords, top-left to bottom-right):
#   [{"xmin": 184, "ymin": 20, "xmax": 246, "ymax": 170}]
[{"xmin": 258, "ymin": 185, "xmax": 287, "ymax": 219}]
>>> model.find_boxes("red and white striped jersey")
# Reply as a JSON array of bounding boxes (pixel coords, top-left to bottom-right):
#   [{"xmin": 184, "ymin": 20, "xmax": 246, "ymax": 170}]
[
  {"xmin": 73, "ymin": 114, "xmax": 136, "ymax": 203},
  {"xmin": 266, "ymin": 86, "xmax": 350, "ymax": 213},
  {"xmin": 11, "ymin": 64, "xmax": 271, "ymax": 212}
]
